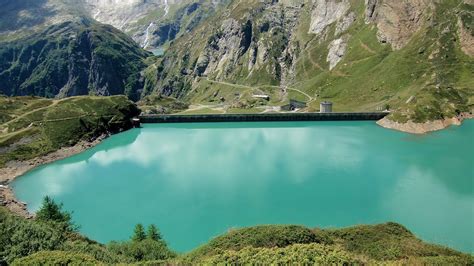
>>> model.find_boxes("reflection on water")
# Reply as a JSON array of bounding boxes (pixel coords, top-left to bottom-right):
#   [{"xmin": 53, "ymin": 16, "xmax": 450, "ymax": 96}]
[{"xmin": 12, "ymin": 121, "xmax": 474, "ymax": 252}]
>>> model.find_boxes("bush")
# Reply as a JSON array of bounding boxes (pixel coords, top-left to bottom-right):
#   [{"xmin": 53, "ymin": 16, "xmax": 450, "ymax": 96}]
[
  {"xmin": 61, "ymin": 240, "xmax": 130, "ymax": 264},
  {"xmin": 327, "ymin": 222, "xmax": 463, "ymax": 261},
  {"xmin": 11, "ymin": 251, "xmax": 100, "ymax": 265},
  {"xmin": 186, "ymin": 225, "xmax": 332, "ymax": 260},
  {"xmin": 201, "ymin": 244, "xmax": 366, "ymax": 264},
  {"xmin": 108, "ymin": 239, "xmax": 176, "ymax": 262},
  {"xmin": 0, "ymin": 208, "xmax": 65, "ymax": 264}
]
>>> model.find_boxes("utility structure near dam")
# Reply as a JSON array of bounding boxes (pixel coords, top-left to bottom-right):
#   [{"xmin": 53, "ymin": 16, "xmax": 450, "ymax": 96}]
[{"xmin": 320, "ymin": 101, "xmax": 333, "ymax": 113}]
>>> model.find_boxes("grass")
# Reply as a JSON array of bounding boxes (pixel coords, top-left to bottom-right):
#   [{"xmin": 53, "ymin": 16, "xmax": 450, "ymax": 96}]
[{"xmin": 0, "ymin": 96, "xmax": 139, "ymax": 167}]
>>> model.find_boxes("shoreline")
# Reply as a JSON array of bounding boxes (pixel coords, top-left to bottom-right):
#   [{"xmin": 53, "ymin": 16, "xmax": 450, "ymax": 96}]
[
  {"xmin": 1, "ymin": 113, "xmax": 472, "ymax": 217},
  {"xmin": 0, "ymin": 134, "xmax": 108, "ymax": 218},
  {"xmin": 377, "ymin": 113, "xmax": 474, "ymax": 134}
]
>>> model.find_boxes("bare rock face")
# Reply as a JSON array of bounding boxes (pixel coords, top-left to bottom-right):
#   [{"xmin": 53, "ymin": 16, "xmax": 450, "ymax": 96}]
[
  {"xmin": 365, "ymin": 0, "xmax": 379, "ymax": 23},
  {"xmin": 457, "ymin": 17, "xmax": 474, "ymax": 57},
  {"xmin": 335, "ymin": 12, "xmax": 356, "ymax": 36},
  {"xmin": 194, "ymin": 18, "xmax": 252, "ymax": 79},
  {"xmin": 309, "ymin": 0, "xmax": 350, "ymax": 36},
  {"xmin": 327, "ymin": 35, "xmax": 349, "ymax": 70},
  {"xmin": 82, "ymin": 0, "xmax": 170, "ymax": 31},
  {"xmin": 82, "ymin": 0, "xmax": 171, "ymax": 47},
  {"xmin": 365, "ymin": 0, "xmax": 433, "ymax": 50}
]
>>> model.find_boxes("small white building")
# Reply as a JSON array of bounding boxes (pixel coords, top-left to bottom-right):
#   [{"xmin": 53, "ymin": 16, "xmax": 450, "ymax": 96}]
[
  {"xmin": 320, "ymin": 101, "xmax": 333, "ymax": 113},
  {"xmin": 253, "ymin": 94, "xmax": 270, "ymax": 101}
]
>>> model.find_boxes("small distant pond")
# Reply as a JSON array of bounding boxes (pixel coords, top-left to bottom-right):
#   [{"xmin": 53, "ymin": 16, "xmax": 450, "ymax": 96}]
[{"xmin": 12, "ymin": 121, "xmax": 474, "ymax": 252}]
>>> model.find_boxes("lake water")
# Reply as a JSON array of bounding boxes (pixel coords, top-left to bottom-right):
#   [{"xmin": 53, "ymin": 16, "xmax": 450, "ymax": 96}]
[{"xmin": 12, "ymin": 121, "xmax": 474, "ymax": 253}]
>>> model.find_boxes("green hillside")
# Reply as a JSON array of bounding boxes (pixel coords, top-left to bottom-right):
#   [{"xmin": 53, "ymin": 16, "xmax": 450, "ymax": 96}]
[
  {"xmin": 0, "ymin": 18, "xmax": 151, "ymax": 100},
  {"xmin": 144, "ymin": 0, "xmax": 474, "ymax": 122},
  {"xmin": 1, "ymin": 204, "xmax": 472, "ymax": 265},
  {"xmin": 0, "ymin": 96, "xmax": 140, "ymax": 167}
]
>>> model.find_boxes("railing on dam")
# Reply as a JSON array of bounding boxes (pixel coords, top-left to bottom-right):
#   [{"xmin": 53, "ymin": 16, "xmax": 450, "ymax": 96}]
[{"xmin": 139, "ymin": 112, "xmax": 389, "ymax": 123}]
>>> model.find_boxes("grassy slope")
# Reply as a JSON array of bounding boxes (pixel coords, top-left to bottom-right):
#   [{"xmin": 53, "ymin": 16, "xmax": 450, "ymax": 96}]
[
  {"xmin": 2, "ymin": 207, "xmax": 471, "ymax": 264},
  {"xmin": 147, "ymin": 0, "xmax": 473, "ymax": 122},
  {"xmin": 0, "ymin": 96, "xmax": 140, "ymax": 167},
  {"xmin": 296, "ymin": 0, "xmax": 474, "ymax": 121}
]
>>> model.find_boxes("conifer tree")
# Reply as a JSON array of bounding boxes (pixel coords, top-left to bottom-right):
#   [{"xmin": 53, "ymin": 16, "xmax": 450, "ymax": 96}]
[
  {"xmin": 36, "ymin": 196, "xmax": 76, "ymax": 231},
  {"xmin": 147, "ymin": 224, "xmax": 162, "ymax": 241},
  {"xmin": 132, "ymin": 224, "xmax": 146, "ymax": 242}
]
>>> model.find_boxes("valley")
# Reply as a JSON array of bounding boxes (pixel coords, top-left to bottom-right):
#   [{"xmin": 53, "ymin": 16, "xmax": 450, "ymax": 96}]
[
  {"xmin": 0, "ymin": 0, "xmax": 472, "ymax": 133},
  {"xmin": 0, "ymin": 0, "xmax": 473, "ymax": 264}
]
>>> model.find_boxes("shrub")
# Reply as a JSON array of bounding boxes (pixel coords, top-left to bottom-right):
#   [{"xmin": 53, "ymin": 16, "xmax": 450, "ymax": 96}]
[
  {"xmin": 0, "ymin": 208, "xmax": 64, "ymax": 264},
  {"xmin": 11, "ymin": 251, "xmax": 100, "ymax": 265}
]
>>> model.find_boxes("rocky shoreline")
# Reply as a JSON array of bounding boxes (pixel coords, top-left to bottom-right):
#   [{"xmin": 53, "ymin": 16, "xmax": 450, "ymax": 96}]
[
  {"xmin": 2, "ymin": 113, "xmax": 473, "ymax": 217},
  {"xmin": 0, "ymin": 135, "xmax": 108, "ymax": 218},
  {"xmin": 377, "ymin": 113, "xmax": 473, "ymax": 134}
]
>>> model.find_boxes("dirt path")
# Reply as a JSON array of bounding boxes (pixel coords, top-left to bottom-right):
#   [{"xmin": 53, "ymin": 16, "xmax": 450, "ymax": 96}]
[
  {"xmin": 2, "ymin": 100, "xmax": 59, "ymax": 128},
  {"xmin": 359, "ymin": 40, "xmax": 377, "ymax": 54},
  {"xmin": 286, "ymin": 87, "xmax": 313, "ymax": 101},
  {"xmin": 306, "ymin": 49, "xmax": 325, "ymax": 71}
]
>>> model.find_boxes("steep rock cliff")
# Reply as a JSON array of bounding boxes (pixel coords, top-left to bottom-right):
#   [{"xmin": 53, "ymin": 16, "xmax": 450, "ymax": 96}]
[{"xmin": 365, "ymin": 0, "xmax": 433, "ymax": 50}]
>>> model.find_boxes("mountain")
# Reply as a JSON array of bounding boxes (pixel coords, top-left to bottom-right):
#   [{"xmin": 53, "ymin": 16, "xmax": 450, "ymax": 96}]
[
  {"xmin": 145, "ymin": 0, "xmax": 473, "ymax": 123},
  {"xmin": 81, "ymin": 0, "xmax": 230, "ymax": 51},
  {"xmin": 0, "ymin": 0, "xmax": 472, "ymax": 125},
  {"xmin": 0, "ymin": 0, "xmax": 228, "ymax": 50},
  {"xmin": 0, "ymin": 0, "xmax": 230, "ymax": 99},
  {"xmin": 0, "ymin": 18, "xmax": 150, "ymax": 100}
]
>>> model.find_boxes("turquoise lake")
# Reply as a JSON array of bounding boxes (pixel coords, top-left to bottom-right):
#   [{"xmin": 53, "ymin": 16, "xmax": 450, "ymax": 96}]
[{"xmin": 12, "ymin": 121, "xmax": 474, "ymax": 253}]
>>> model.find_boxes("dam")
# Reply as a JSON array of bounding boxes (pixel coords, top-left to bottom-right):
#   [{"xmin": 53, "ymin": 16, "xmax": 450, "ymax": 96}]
[{"xmin": 139, "ymin": 112, "xmax": 389, "ymax": 123}]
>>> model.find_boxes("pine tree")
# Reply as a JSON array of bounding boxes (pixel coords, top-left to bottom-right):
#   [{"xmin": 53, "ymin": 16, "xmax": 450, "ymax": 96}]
[
  {"xmin": 147, "ymin": 224, "xmax": 162, "ymax": 241},
  {"xmin": 36, "ymin": 196, "xmax": 76, "ymax": 231},
  {"xmin": 132, "ymin": 224, "xmax": 146, "ymax": 242}
]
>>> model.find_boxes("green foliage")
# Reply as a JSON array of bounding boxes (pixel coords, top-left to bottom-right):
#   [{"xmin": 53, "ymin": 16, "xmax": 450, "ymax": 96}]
[
  {"xmin": 11, "ymin": 251, "xmax": 100, "ymax": 265},
  {"xmin": 36, "ymin": 196, "xmax": 77, "ymax": 232},
  {"xmin": 0, "ymin": 207, "xmax": 65, "ymax": 264},
  {"xmin": 108, "ymin": 239, "xmax": 176, "ymax": 262},
  {"xmin": 1, "ymin": 206, "xmax": 472, "ymax": 264},
  {"xmin": 147, "ymin": 224, "xmax": 162, "ymax": 241},
  {"xmin": 108, "ymin": 224, "xmax": 175, "ymax": 262},
  {"xmin": 327, "ymin": 222, "xmax": 467, "ymax": 261},
  {"xmin": 186, "ymin": 225, "xmax": 333, "ymax": 260},
  {"xmin": 132, "ymin": 224, "xmax": 146, "ymax": 242},
  {"xmin": 199, "ymin": 244, "xmax": 366, "ymax": 265},
  {"xmin": 0, "ymin": 19, "xmax": 150, "ymax": 100},
  {"xmin": 61, "ymin": 240, "xmax": 130, "ymax": 264}
]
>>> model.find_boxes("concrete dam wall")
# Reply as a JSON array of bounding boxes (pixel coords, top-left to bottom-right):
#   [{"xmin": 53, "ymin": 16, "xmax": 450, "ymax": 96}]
[{"xmin": 139, "ymin": 112, "xmax": 389, "ymax": 123}]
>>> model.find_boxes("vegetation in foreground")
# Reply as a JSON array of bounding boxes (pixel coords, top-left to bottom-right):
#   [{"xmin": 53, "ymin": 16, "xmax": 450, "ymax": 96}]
[
  {"xmin": 0, "ymin": 96, "xmax": 140, "ymax": 168},
  {"xmin": 1, "ymin": 198, "xmax": 472, "ymax": 265}
]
